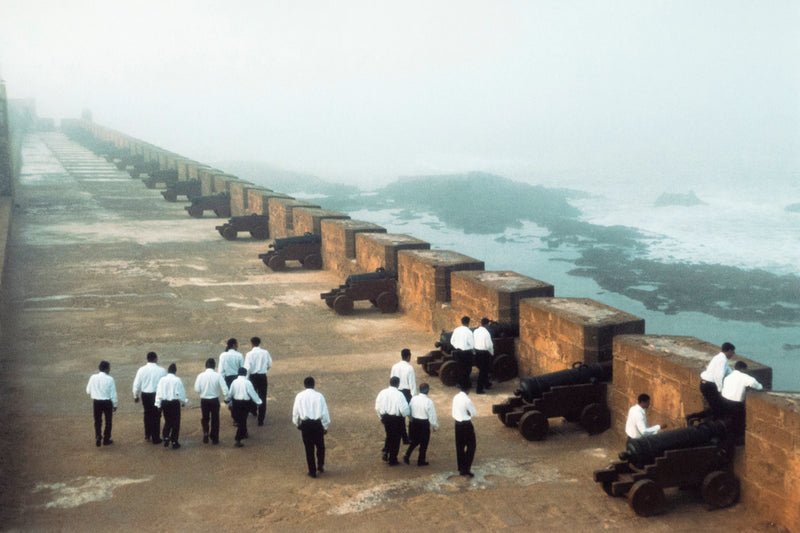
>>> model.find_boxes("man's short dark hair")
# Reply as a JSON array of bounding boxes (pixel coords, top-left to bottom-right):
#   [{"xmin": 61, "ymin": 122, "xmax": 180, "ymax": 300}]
[
  {"xmin": 168, "ymin": 363, "xmax": 177, "ymax": 374},
  {"xmin": 721, "ymin": 342, "xmax": 736, "ymax": 353},
  {"xmin": 419, "ymin": 383, "xmax": 430, "ymax": 395},
  {"xmin": 146, "ymin": 351, "xmax": 157, "ymax": 362},
  {"xmin": 401, "ymin": 348, "xmax": 411, "ymax": 360},
  {"xmin": 237, "ymin": 367, "xmax": 247, "ymax": 376},
  {"xmin": 734, "ymin": 361, "xmax": 748, "ymax": 371},
  {"xmin": 227, "ymin": 338, "xmax": 238, "ymax": 350},
  {"xmin": 480, "ymin": 317, "xmax": 490, "ymax": 326},
  {"xmin": 390, "ymin": 376, "xmax": 400, "ymax": 387},
  {"xmin": 99, "ymin": 360, "xmax": 110, "ymax": 372},
  {"xmin": 637, "ymin": 393, "xmax": 650, "ymax": 404},
  {"xmin": 461, "ymin": 316, "xmax": 470, "ymax": 326},
  {"xmin": 251, "ymin": 337, "xmax": 261, "ymax": 346},
  {"xmin": 304, "ymin": 376, "xmax": 315, "ymax": 388},
  {"xmin": 205, "ymin": 358, "xmax": 216, "ymax": 369}
]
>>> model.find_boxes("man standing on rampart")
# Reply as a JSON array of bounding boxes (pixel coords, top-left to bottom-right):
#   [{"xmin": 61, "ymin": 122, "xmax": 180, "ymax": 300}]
[
  {"xmin": 133, "ymin": 351, "xmax": 167, "ymax": 445},
  {"xmin": 244, "ymin": 336, "xmax": 272, "ymax": 426},
  {"xmin": 472, "ymin": 318, "xmax": 493, "ymax": 394},
  {"xmin": 450, "ymin": 316, "xmax": 475, "ymax": 391},
  {"xmin": 375, "ymin": 376, "xmax": 410, "ymax": 465},
  {"xmin": 86, "ymin": 360, "xmax": 118, "ymax": 447},
  {"xmin": 194, "ymin": 358, "xmax": 229, "ymax": 444}
]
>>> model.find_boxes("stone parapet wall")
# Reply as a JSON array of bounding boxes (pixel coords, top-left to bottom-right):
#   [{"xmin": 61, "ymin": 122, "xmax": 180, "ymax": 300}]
[
  {"xmin": 741, "ymin": 392, "xmax": 800, "ymax": 532},
  {"xmin": 294, "ymin": 208, "xmax": 350, "ymax": 236},
  {"xmin": 320, "ymin": 219, "xmax": 387, "ymax": 279},
  {"xmin": 355, "ymin": 233, "xmax": 429, "ymax": 274},
  {"xmin": 247, "ymin": 190, "xmax": 290, "ymax": 216},
  {"xmin": 229, "ymin": 181, "xmax": 263, "ymax": 217},
  {"xmin": 212, "ymin": 174, "xmax": 240, "ymax": 194},
  {"xmin": 518, "ymin": 298, "xmax": 645, "ymax": 378},
  {"xmin": 451, "ymin": 271, "xmax": 553, "ymax": 327},
  {"xmin": 268, "ymin": 199, "xmax": 321, "ymax": 240},
  {"xmin": 198, "ymin": 168, "xmax": 219, "ymax": 196},
  {"xmin": 610, "ymin": 334, "xmax": 773, "ymax": 442}
]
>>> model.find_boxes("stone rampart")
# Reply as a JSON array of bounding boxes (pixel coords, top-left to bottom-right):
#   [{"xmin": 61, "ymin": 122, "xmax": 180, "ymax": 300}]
[
  {"xmin": 268, "ymin": 199, "xmax": 321, "ymax": 240},
  {"xmin": 355, "ymin": 233, "xmax": 429, "ymax": 274},
  {"xmin": 293, "ymin": 208, "xmax": 350, "ymax": 236},
  {"xmin": 320, "ymin": 219, "xmax": 386, "ymax": 279},
  {"xmin": 247, "ymin": 190, "xmax": 291, "ymax": 216},
  {"xmin": 451, "ymin": 271, "xmax": 553, "ymax": 328}
]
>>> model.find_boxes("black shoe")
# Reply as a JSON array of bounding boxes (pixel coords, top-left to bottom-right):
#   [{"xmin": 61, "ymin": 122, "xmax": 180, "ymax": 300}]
[
  {"xmin": 388, "ymin": 460, "xmax": 400, "ymax": 466},
  {"xmin": 203, "ymin": 435, "xmax": 209, "ymax": 444},
  {"xmin": 152, "ymin": 438, "xmax": 162, "ymax": 445},
  {"xmin": 476, "ymin": 389, "xmax": 485, "ymax": 394},
  {"xmin": 317, "ymin": 466, "xmax": 324, "ymax": 474},
  {"xmin": 308, "ymin": 472, "xmax": 316, "ymax": 478},
  {"xmin": 403, "ymin": 455, "xmax": 410, "ymax": 464},
  {"xmin": 212, "ymin": 439, "xmax": 219, "ymax": 445},
  {"xmin": 257, "ymin": 421, "xmax": 264, "ymax": 426},
  {"xmin": 382, "ymin": 452, "xmax": 389, "ymax": 462},
  {"xmin": 418, "ymin": 461, "xmax": 429, "ymax": 466},
  {"xmin": 96, "ymin": 438, "xmax": 101, "ymax": 447},
  {"xmin": 460, "ymin": 471, "xmax": 474, "ymax": 477},
  {"xmin": 172, "ymin": 442, "xmax": 181, "ymax": 449},
  {"xmin": 103, "ymin": 439, "xmax": 113, "ymax": 446},
  {"xmin": 235, "ymin": 441, "xmax": 244, "ymax": 448},
  {"xmin": 164, "ymin": 439, "xmax": 170, "ymax": 448}
]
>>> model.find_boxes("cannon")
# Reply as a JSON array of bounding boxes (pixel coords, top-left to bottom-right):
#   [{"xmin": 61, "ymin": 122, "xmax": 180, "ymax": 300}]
[
  {"xmin": 128, "ymin": 160, "xmax": 160, "ymax": 179},
  {"xmin": 161, "ymin": 179, "xmax": 201, "ymax": 202},
  {"xmin": 184, "ymin": 193, "xmax": 231, "ymax": 218},
  {"xmin": 593, "ymin": 419, "xmax": 738, "ymax": 516},
  {"xmin": 215, "ymin": 214, "xmax": 270, "ymax": 240},
  {"xmin": 258, "ymin": 233, "xmax": 322, "ymax": 271},
  {"xmin": 114, "ymin": 153, "xmax": 144, "ymax": 170},
  {"xmin": 416, "ymin": 322, "xmax": 519, "ymax": 387},
  {"xmin": 492, "ymin": 361, "xmax": 612, "ymax": 440},
  {"xmin": 143, "ymin": 169, "xmax": 179, "ymax": 189},
  {"xmin": 320, "ymin": 268, "xmax": 398, "ymax": 315}
]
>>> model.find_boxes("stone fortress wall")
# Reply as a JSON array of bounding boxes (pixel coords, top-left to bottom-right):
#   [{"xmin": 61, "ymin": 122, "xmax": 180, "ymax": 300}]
[{"xmin": 59, "ymin": 119, "xmax": 799, "ymax": 530}]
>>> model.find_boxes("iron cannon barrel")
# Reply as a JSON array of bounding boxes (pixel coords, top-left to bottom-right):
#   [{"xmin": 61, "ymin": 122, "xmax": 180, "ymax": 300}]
[
  {"xmin": 344, "ymin": 268, "xmax": 396, "ymax": 286},
  {"xmin": 515, "ymin": 361, "xmax": 612, "ymax": 403},
  {"xmin": 272, "ymin": 233, "xmax": 321, "ymax": 250},
  {"xmin": 620, "ymin": 419, "xmax": 729, "ymax": 469}
]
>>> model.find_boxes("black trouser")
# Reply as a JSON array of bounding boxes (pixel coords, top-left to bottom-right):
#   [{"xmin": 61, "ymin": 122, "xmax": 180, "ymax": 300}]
[
  {"xmin": 382, "ymin": 414, "xmax": 405, "ymax": 463},
  {"xmin": 721, "ymin": 398, "xmax": 746, "ymax": 438},
  {"xmin": 232, "ymin": 400, "xmax": 250, "ymax": 442},
  {"xmin": 140, "ymin": 392, "xmax": 161, "ymax": 442},
  {"xmin": 474, "ymin": 350, "xmax": 491, "ymax": 392},
  {"xmin": 454, "ymin": 350, "xmax": 473, "ymax": 390},
  {"xmin": 455, "ymin": 420, "xmax": 476, "ymax": 474},
  {"xmin": 161, "ymin": 400, "xmax": 181, "ymax": 444},
  {"xmin": 93, "ymin": 399, "xmax": 113, "ymax": 442},
  {"xmin": 700, "ymin": 380, "xmax": 724, "ymax": 418},
  {"xmin": 249, "ymin": 373, "xmax": 268, "ymax": 424},
  {"xmin": 405, "ymin": 418, "xmax": 431, "ymax": 464},
  {"xmin": 400, "ymin": 388, "xmax": 411, "ymax": 442},
  {"xmin": 200, "ymin": 397, "xmax": 221, "ymax": 442},
  {"xmin": 299, "ymin": 419, "xmax": 325, "ymax": 475}
]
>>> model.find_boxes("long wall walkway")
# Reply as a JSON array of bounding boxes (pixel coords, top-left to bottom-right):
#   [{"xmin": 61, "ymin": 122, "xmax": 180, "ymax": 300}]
[{"xmin": 0, "ymin": 133, "xmax": 773, "ymax": 532}]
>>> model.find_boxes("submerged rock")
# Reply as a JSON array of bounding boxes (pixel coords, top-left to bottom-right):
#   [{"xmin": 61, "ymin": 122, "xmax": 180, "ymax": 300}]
[{"xmin": 654, "ymin": 190, "xmax": 706, "ymax": 207}]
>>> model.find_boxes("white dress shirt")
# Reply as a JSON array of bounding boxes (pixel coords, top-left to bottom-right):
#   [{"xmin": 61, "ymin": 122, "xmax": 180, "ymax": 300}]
[
  {"xmin": 155, "ymin": 373, "xmax": 188, "ymax": 408},
  {"xmin": 700, "ymin": 352, "xmax": 733, "ymax": 392},
  {"xmin": 375, "ymin": 387, "xmax": 410, "ymax": 417},
  {"xmin": 409, "ymin": 394, "xmax": 439, "ymax": 430},
  {"xmin": 132, "ymin": 362, "xmax": 167, "ymax": 398},
  {"xmin": 473, "ymin": 326, "xmax": 493, "ymax": 353},
  {"xmin": 86, "ymin": 372, "xmax": 118, "ymax": 407},
  {"xmin": 721, "ymin": 370, "xmax": 763, "ymax": 402},
  {"xmin": 226, "ymin": 376, "xmax": 262, "ymax": 403},
  {"xmin": 292, "ymin": 388, "xmax": 330, "ymax": 430},
  {"xmin": 218, "ymin": 349, "xmax": 244, "ymax": 378},
  {"xmin": 390, "ymin": 360, "xmax": 417, "ymax": 395},
  {"xmin": 452, "ymin": 391, "xmax": 476, "ymax": 422},
  {"xmin": 625, "ymin": 404, "xmax": 660, "ymax": 439},
  {"xmin": 450, "ymin": 326, "xmax": 474, "ymax": 351},
  {"xmin": 194, "ymin": 368, "xmax": 230, "ymax": 399},
  {"xmin": 244, "ymin": 346, "xmax": 272, "ymax": 375}
]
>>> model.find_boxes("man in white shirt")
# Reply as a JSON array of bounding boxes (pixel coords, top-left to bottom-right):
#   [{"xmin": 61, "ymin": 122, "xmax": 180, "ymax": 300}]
[
  {"xmin": 404, "ymin": 382, "xmax": 438, "ymax": 466},
  {"xmin": 292, "ymin": 376, "xmax": 330, "ymax": 478},
  {"xmin": 391, "ymin": 348, "xmax": 416, "ymax": 444},
  {"xmin": 450, "ymin": 316, "xmax": 475, "ymax": 391},
  {"xmin": 452, "ymin": 384, "xmax": 477, "ymax": 476},
  {"xmin": 244, "ymin": 336, "xmax": 273, "ymax": 426},
  {"xmin": 155, "ymin": 364, "xmax": 188, "ymax": 449},
  {"xmin": 699, "ymin": 342, "xmax": 735, "ymax": 418},
  {"xmin": 194, "ymin": 358, "xmax": 229, "ymax": 445},
  {"xmin": 218, "ymin": 338, "xmax": 244, "ymax": 387},
  {"xmin": 375, "ymin": 376, "xmax": 410, "ymax": 465},
  {"xmin": 625, "ymin": 393, "xmax": 663, "ymax": 441},
  {"xmin": 132, "ymin": 351, "xmax": 167, "ymax": 445},
  {"xmin": 721, "ymin": 361, "xmax": 764, "ymax": 439},
  {"xmin": 226, "ymin": 367, "xmax": 262, "ymax": 447},
  {"xmin": 86, "ymin": 360, "xmax": 118, "ymax": 447},
  {"xmin": 473, "ymin": 318, "xmax": 494, "ymax": 394}
]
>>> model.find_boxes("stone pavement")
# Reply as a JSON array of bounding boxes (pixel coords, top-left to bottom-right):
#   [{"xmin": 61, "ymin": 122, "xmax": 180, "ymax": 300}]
[{"xmin": 0, "ymin": 133, "xmax": 781, "ymax": 532}]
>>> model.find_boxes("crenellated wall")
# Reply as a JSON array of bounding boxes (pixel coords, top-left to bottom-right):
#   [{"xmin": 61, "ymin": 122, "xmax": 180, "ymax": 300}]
[{"xmin": 63, "ymin": 120, "xmax": 797, "ymax": 531}]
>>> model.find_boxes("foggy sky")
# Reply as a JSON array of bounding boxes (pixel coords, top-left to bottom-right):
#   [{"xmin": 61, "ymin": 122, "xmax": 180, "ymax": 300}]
[{"xmin": 1, "ymin": 1, "xmax": 798, "ymax": 189}]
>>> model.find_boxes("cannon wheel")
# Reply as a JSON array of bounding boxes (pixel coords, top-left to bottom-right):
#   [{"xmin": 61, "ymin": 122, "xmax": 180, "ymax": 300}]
[
  {"xmin": 439, "ymin": 360, "xmax": 459, "ymax": 387},
  {"xmin": 628, "ymin": 479, "xmax": 664, "ymax": 517},
  {"xmin": 701, "ymin": 470, "xmax": 739, "ymax": 509},
  {"xmin": 163, "ymin": 189, "xmax": 178, "ymax": 202},
  {"xmin": 267, "ymin": 256, "xmax": 286, "ymax": 271},
  {"xmin": 324, "ymin": 297, "xmax": 335, "ymax": 308},
  {"xmin": 187, "ymin": 205, "xmax": 204, "ymax": 218},
  {"xmin": 579, "ymin": 403, "xmax": 611, "ymax": 435},
  {"xmin": 420, "ymin": 351, "xmax": 442, "ymax": 376},
  {"xmin": 376, "ymin": 291, "xmax": 398, "ymax": 313},
  {"xmin": 250, "ymin": 228, "xmax": 269, "ymax": 240},
  {"xmin": 222, "ymin": 226, "xmax": 238, "ymax": 241},
  {"xmin": 491, "ymin": 353, "xmax": 517, "ymax": 382},
  {"xmin": 518, "ymin": 410, "xmax": 549, "ymax": 441},
  {"xmin": 303, "ymin": 254, "xmax": 323, "ymax": 270},
  {"xmin": 333, "ymin": 295, "xmax": 354, "ymax": 315}
]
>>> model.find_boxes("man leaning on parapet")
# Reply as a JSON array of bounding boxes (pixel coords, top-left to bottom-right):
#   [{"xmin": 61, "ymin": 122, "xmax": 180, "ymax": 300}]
[{"xmin": 698, "ymin": 342, "xmax": 736, "ymax": 419}]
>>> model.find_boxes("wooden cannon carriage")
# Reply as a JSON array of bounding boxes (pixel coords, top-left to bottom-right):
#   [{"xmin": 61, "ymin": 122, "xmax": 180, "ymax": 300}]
[{"xmin": 320, "ymin": 268, "xmax": 398, "ymax": 315}]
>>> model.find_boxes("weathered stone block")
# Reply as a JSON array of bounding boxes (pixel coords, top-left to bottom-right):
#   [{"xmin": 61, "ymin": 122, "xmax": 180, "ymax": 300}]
[
  {"xmin": 229, "ymin": 181, "xmax": 261, "ymax": 217},
  {"xmin": 268, "ymin": 199, "xmax": 321, "ymax": 240},
  {"xmin": 355, "ymin": 233, "xmax": 430, "ymax": 274},
  {"xmin": 198, "ymin": 167, "xmax": 220, "ymax": 196},
  {"xmin": 212, "ymin": 173, "xmax": 241, "ymax": 194},
  {"xmin": 449, "ymin": 271, "xmax": 553, "ymax": 327},
  {"xmin": 247, "ymin": 189, "xmax": 289, "ymax": 216},
  {"xmin": 294, "ymin": 208, "xmax": 350, "ymax": 236},
  {"xmin": 321, "ymin": 219, "xmax": 387, "ymax": 278}
]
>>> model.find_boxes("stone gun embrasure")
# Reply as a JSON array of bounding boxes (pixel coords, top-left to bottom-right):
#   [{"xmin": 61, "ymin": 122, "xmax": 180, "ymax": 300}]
[
  {"xmin": 216, "ymin": 214, "xmax": 270, "ymax": 241},
  {"xmin": 416, "ymin": 322, "xmax": 519, "ymax": 388},
  {"xmin": 593, "ymin": 419, "xmax": 738, "ymax": 517},
  {"xmin": 492, "ymin": 361, "xmax": 612, "ymax": 440},
  {"xmin": 320, "ymin": 268, "xmax": 398, "ymax": 315},
  {"xmin": 258, "ymin": 233, "xmax": 322, "ymax": 271}
]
